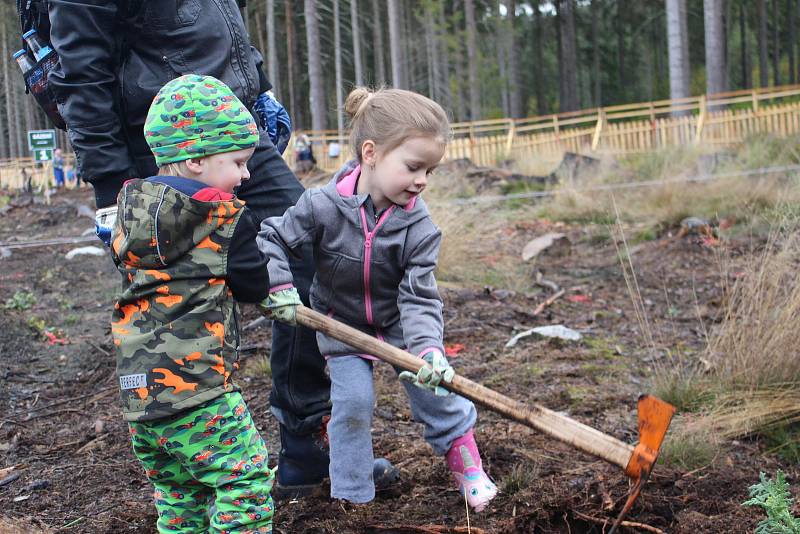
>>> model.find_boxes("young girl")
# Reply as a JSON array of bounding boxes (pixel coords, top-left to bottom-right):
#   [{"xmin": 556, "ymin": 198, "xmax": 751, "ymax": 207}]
[{"xmin": 257, "ymin": 88, "xmax": 497, "ymax": 511}]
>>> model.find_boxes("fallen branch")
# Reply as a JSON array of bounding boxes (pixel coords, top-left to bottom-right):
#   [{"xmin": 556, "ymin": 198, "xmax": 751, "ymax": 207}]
[
  {"xmin": 0, "ymin": 473, "xmax": 20, "ymax": 487},
  {"xmin": 26, "ymin": 385, "xmax": 115, "ymax": 415},
  {"xmin": 75, "ymin": 433, "xmax": 109, "ymax": 455},
  {"xmin": 367, "ymin": 525, "xmax": 486, "ymax": 534},
  {"xmin": 0, "ymin": 465, "xmax": 23, "ymax": 479},
  {"xmin": 25, "ymin": 407, "xmax": 81, "ymax": 422},
  {"xmin": 532, "ymin": 289, "xmax": 565, "ymax": 316},
  {"xmin": 86, "ymin": 340, "xmax": 111, "ymax": 357},
  {"xmin": 573, "ymin": 511, "xmax": 666, "ymax": 534}
]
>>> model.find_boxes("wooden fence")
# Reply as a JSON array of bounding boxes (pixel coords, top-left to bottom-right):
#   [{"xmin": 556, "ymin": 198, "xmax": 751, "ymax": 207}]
[
  {"xmin": 5, "ymin": 85, "xmax": 800, "ymax": 191},
  {"xmin": 286, "ymin": 84, "xmax": 800, "ymax": 172}
]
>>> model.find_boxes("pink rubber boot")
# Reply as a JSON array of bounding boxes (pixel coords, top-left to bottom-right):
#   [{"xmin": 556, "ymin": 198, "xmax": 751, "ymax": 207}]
[{"xmin": 445, "ymin": 429, "xmax": 497, "ymax": 512}]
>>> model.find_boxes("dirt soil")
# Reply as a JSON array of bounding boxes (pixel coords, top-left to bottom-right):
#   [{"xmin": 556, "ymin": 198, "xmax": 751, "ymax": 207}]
[{"xmin": 0, "ymin": 186, "xmax": 792, "ymax": 533}]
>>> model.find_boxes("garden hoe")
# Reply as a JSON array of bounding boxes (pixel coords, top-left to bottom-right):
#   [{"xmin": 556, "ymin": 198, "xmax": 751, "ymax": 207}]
[{"xmin": 295, "ymin": 306, "xmax": 675, "ymax": 533}]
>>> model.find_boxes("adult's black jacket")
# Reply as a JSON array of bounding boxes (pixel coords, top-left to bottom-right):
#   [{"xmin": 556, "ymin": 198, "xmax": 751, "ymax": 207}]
[{"xmin": 48, "ymin": 0, "xmax": 271, "ymax": 208}]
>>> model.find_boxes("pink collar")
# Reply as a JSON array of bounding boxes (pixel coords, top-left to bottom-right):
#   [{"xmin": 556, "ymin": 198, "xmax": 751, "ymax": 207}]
[{"xmin": 336, "ymin": 164, "xmax": 418, "ymax": 212}]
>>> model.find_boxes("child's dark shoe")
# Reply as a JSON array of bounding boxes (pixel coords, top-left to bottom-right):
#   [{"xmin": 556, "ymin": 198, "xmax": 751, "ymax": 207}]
[
  {"xmin": 373, "ymin": 457, "xmax": 401, "ymax": 490},
  {"xmin": 274, "ymin": 423, "xmax": 330, "ymax": 499}
]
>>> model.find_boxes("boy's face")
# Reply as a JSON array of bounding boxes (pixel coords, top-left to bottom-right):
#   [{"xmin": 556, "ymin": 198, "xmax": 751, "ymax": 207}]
[{"xmin": 189, "ymin": 147, "xmax": 255, "ymax": 194}]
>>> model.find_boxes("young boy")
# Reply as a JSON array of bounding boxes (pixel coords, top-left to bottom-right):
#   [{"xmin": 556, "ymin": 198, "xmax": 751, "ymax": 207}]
[{"xmin": 110, "ymin": 74, "xmax": 274, "ymax": 533}]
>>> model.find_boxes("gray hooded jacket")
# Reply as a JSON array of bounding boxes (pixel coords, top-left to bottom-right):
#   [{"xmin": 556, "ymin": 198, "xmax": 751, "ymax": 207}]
[{"xmin": 257, "ymin": 161, "xmax": 444, "ymax": 358}]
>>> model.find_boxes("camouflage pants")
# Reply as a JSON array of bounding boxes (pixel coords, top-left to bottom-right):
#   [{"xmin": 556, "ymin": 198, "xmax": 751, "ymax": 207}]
[{"xmin": 129, "ymin": 392, "xmax": 274, "ymax": 534}]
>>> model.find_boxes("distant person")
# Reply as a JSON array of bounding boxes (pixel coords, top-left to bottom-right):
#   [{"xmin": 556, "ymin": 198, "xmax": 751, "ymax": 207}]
[
  {"xmin": 293, "ymin": 133, "xmax": 315, "ymax": 174},
  {"xmin": 110, "ymin": 75, "xmax": 274, "ymax": 532},
  {"xmin": 52, "ymin": 148, "xmax": 64, "ymax": 188},
  {"xmin": 21, "ymin": 166, "xmax": 32, "ymax": 194},
  {"xmin": 258, "ymin": 87, "xmax": 498, "ymax": 511},
  {"xmin": 65, "ymin": 164, "xmax": 76, "ymax": 187}
]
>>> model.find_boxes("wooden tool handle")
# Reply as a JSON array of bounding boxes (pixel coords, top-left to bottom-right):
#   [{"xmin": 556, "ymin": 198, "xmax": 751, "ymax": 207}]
[{"xmin": 296, "ymin": 306, "xmax": 634, "ymax": 469}]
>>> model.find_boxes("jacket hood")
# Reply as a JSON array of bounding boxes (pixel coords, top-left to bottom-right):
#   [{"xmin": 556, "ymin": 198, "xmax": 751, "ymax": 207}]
[{"xmin": 114, "ymin": 179, "xmax": 243, "ymax": 269}]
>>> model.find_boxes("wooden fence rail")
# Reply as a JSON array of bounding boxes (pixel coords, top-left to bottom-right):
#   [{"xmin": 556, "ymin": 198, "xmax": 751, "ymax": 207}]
[
  {"xmin": 4, "ymin": 85, "xmax": 800, "ymax": 191},
  {"xmin": 285, "ymin": 84, "xmax": 800, "ymax": 172}
]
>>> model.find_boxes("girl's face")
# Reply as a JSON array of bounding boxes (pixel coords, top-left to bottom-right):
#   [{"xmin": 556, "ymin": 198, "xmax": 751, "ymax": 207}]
[{"xmin": 360, "ymin": 136, "xmax": 445, "ymax": 210}]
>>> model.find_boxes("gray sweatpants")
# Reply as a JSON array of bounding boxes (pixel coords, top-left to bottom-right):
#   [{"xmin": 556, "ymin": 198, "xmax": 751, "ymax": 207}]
[{"xmin": 327, "ymin": 355, "xmax": 477, "ymax": 503}]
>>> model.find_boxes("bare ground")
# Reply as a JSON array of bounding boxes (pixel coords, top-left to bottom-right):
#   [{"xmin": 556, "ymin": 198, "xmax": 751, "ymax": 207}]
[{"xmin": 0, "ymin": 186, "xmax": 789, "ymax": 533}]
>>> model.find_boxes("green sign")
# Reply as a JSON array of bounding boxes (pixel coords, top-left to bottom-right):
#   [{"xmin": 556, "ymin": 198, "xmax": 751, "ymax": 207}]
[
  {"xmin": 33, "ymin": 148, "xmax": 53, "ymax": 162},
  {"xmin": 28, "ymin": 129, "xmax": 57, "ymax": 150}
]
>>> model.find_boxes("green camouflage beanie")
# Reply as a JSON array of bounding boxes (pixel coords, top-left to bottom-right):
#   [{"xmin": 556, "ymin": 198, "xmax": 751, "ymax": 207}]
[{"xmin": 144, "ymin": 74, "xmax": 259, "ymax": 166}]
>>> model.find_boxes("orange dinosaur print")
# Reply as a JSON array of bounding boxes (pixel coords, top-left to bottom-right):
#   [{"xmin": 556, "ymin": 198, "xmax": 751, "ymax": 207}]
[
  {"xmin": 111, "ymin": 231, "xmax": 123, "ymax": 252},
  {"xmin": 186, "ymin": 351, "xmax": 203, "ymax": 362},
  {"xmin": 197, "ymin": 235, "xmax": 222, "ymax": 253},
  {"xmin": 206, "ymin": 202, "xmax": 239, "ymax": 228},
  {"xmin": 176, "ymin": 139, "xmax": 197, "ymax": 149},
  {"xmin": 153, "ymin": 368, "xmax": 197, "ymax": 394},
  {"xmin": 210, "ymin": 355, "xmax": 226, "ymax": 375},
  {"xmin": 113, "ymin": 298, "xmax": 150, "ymax": 328},
  {"xmin": 144, "ymin": 270, "xmax": 171, "ymax": 281},
  {"xmin": 208, "ymin": 277, "xmax": 226, "ymax": 286},
  {"xmin": 205, "ymin": 322, "xmax": 225, "ymax": 346},
  {"xmin": 156, "ymin": 285, "xmax": 170, "ymax": 294},
  {"xmin": 155, "ymin": 294, "xmax": 183, "ymax": 308},
  {"xmin": 125, "ymin": 250, "xmax": 142, "ymax": 266},
  {"xmin": 134, "ymin": 387, "xmax": 148, "ymax": 400}
]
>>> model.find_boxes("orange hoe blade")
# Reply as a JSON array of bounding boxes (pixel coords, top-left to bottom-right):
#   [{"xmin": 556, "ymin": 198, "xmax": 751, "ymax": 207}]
[{"xmin": 295, "ymin": 306, "xmax": 675, "ymax": 526}]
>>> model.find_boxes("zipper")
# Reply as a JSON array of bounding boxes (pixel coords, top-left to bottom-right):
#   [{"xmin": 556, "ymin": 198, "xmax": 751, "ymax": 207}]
[
  {"xmin": 359, "ymin": 205, "xmax": 394, "ymax": 325},
  {"xmin": 232, "ymin": 301, "xmax": 241, "ymax": 355}
]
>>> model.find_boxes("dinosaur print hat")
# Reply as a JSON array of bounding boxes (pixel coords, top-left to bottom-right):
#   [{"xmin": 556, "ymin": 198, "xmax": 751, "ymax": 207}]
[{"xmin": 144, "ymin": 74, "xmax": 259, "ymax": 166}]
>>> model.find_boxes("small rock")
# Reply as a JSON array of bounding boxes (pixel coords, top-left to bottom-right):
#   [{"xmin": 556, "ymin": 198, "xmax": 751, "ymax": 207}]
[
  {"xmin": 375, "ymin": 408, "xmax": 394, "ymax": 421},
  {"xmin": 12, "ymin": 495, "xmax": 30, "ymax": 502},
  {"xmin": 490, "ymin": 289, "xmax": 515, "ymax": 300},
  {"xmin": 25, "ymin": 479, "xmax": 49, "ymax": 492}
]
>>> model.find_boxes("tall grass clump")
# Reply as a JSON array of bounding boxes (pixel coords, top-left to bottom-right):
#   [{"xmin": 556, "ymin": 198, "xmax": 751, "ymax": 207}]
[{"xmin": 695, "ymin": 216, "xmax": 800, "ymax": 441}]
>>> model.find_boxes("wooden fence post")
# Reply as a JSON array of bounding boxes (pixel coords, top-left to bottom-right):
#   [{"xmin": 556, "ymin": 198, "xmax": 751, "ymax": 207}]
[
  {"xmin": 591, "ymin": 110, "xmax": 605, "ymax": 151},
  {"xmin": 695, "ymin": 95, "xmax": 707, "ymax": 143},
  {"xmin": 504, "ymin": 119, "xmax": 516, "ymax": 157}
]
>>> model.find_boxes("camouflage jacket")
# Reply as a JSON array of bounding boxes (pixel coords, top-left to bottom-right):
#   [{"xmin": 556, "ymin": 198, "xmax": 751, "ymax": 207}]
[{"xmin": 110, "ymin": 178, "xmax": 265, "ymax": 422}]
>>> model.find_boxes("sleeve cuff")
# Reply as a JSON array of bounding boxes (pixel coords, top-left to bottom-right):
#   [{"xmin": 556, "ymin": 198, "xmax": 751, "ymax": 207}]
[
  {"xmin": 269, "ymin": 283, "xmax": 295, "ymax": 294},
  {"xmin": 418, "ymin": 347, "xmax": 444, "ymax": 359}
]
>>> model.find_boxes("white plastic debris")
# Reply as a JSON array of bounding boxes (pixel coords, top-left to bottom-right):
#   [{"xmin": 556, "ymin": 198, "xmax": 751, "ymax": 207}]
[
  {"xmin": 65, "ymin": 246, "xmax": 106, "ymax": 260},
  {"xmin": 81, "ymin": 227, "xmax": 96, "ymax": 236},
  {"xmin": 505, "ymin": 324, "xmax": 582, "ymax": 348}
]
